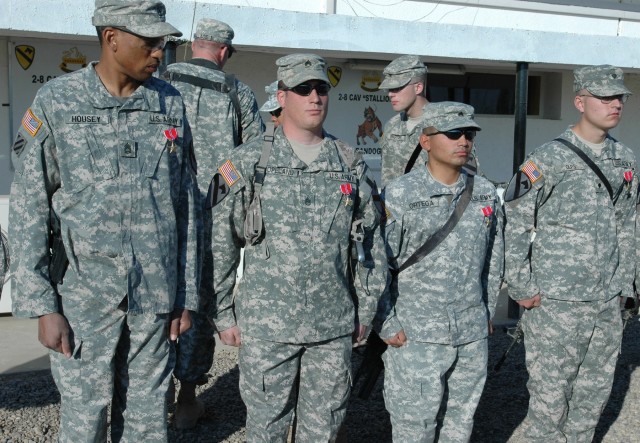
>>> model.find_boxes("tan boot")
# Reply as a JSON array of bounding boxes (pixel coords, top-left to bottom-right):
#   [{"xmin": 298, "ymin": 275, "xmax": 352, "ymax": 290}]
[{"xmin": 174, "ymin": 382, "xmax": 205, "ymax": 430}]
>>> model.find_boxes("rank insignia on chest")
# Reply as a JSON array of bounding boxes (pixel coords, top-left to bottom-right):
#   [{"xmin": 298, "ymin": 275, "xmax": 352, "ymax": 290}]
[
  {"xmin": 164, "ymin": 127, "xmax": 178, "ymax": 153},
  {"xmin": 219, "ymin": 159, "xmax": 240, "ymax": 187},
  {"xmin": 340, "ymin": 183, "xmax": 353, "ymax": 207},
  {"xmin": 521, "ymin": 160, "xmax": 542, "ymax": 183}
]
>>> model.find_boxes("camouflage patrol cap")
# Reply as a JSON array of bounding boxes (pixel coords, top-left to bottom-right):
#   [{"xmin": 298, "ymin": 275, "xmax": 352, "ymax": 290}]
[
  {"xmin": 260, "ymin": 81, "xmax": 281, "ymax": 112},
  {"xmin": 573, "ymin": 65, "xmax": 631, "ymax": 96},
  {"xmin": 194, "ymin": 18, "xmax": 236, "ymax": 54},
  {"xmin": 276, "ymin": 53, "xmax": 330, "ymax": 88},
  {"xmin": 379, "ymin": 55, "xmax": 428, "ymax": 90},
  {"xmin": 92, "ymin": 0, "xmax": 182, "ymax": 38},
  {"xmin": 422, "ymin": 101, "xmax": 481, "ymax": 132}
]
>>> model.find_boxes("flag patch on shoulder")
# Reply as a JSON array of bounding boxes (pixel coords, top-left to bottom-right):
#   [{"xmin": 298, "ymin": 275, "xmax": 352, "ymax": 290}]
[
  {"xmin": 218, "ymin": 160, "xmax": 240, "ymax": 187},
  {"xmin": 521, "ymin": 160, "xmax": 542, "ymax": 183},
  {"xmin": 22, "ymin": 108, "xmax": 42, "ymax": 137}
]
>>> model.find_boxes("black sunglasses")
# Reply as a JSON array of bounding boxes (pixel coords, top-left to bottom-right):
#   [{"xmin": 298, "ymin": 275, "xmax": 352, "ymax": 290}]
[
  {"xmin": 426, "ymin": 129, "xmax": 477, "ymax": 141},
  {"xmin": 286, "ymin": 82, "xmax": 331, "ymax": 96}
]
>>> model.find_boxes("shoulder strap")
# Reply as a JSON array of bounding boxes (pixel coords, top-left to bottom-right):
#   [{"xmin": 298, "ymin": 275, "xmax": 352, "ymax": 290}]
[
  {"xmin": 394, "ymin": 175, "xmax": 475, "ymax": 275},
  {"xmin": 334, "ymin": 139, "xmax": 358, "ymax": 171},
  {"xmin": 225, "ymin": 73, "xmax": 243, "ymax": 145},
  {"xmin": 163, "ymin": 71, "xmax": 229, "ymax": 92},
  {"xmin": 254, "ymin": 123, "xmax": 275, "ymax": 189},
  {"xmin": 554, "ymin": 138, "xmax": 613, "ymax": 200},
  {"xmin": 404, "ymin": 143, "xmax": 422, "ymax": 174},
  {"xmin": 243, "ymin": 124, "xmax": 276, "ymax": 246}
]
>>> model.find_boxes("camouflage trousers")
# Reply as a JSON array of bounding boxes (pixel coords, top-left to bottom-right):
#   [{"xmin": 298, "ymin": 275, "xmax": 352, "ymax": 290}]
[
  {"xmin": 50, "ymin": 296, "xmax": 173, "ymax": 443},
  {"xmin": 239, "ymin": 334, "xmax": 352, "ymax": 443},
  {"xmin": 512, "ymin": 296, "xmax": 621, "ymax": 443},
  {"xmin": 173, "ymin": 309, "xmax": 215, "ymax": 384},
  {"xmin": 174, "ymin": 217, "xmax": 216, "ymax": 384},
  {"xmin": 382, "ymin": 337, "xmax": 488, "ymax": 443}
]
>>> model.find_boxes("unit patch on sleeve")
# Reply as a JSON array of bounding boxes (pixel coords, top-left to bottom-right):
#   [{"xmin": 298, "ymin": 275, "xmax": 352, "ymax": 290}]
[
  {"xmin": 205, "ymin": 173, "xmax": 229, "ymax": 209},
  {"xmin": 12, "ymin": 133, "xmax": 27, "ymax": 158},
  {"xmin": 22, "ymin": 108, "xmax": 42, "ymax": 137}
]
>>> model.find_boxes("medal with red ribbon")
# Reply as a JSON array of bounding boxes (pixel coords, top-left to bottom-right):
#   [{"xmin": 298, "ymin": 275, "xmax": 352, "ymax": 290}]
[
  {"xmin": 340, "ymin": 183, "xmax": 353, "ymax": 207},
  {"xmin": 164, "ymin": 127, "xmax": 178, "ymax": 153},
  {"xmin": 482, "ymin": 205, "xmax": 493, "ymax": 225},
  {"xmin": 624, "ymin": 170, "xmax": 633, "ymax": 192}
]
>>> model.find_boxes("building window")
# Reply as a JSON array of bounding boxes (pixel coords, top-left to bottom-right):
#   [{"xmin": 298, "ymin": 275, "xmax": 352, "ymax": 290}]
[{"xmin": 427, "ymin": 73, "xmax": 542, "ymax": 116}]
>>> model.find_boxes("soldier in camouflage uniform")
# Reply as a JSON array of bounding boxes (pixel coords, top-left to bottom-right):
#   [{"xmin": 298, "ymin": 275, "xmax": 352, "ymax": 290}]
[
  {"xmin": 504, "ymin": 65, "xmax": 637, "ymax": 443},
  {"xmin": 208, "ymin": 53, "xmax": 386, "ymax": 442},
  {"xmin": 164, "ymin": 18, "xmax": 264, "ymax": 429},
  {"xmin": 260, "ymin": 80, "xmax": 284, "ymax": 128},
  {"xmin": 378, "ymin": 102, "xmax": 503, "ymax": 442},
  {"xmin": 379, "ymin": 55, "xmax": 430, "ymax": 187},
  {"xmin": 8, "ymin": 1, "xmax": 199, "ymax": 441}
]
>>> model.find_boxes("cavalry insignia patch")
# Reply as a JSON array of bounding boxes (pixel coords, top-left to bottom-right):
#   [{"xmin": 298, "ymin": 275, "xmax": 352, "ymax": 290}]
[
  {"xmin": 218, "ymin": 160, "xmax": 240, "ymax": 187},
  {"xmin": 521, "ymin": 160, "xmax": 542, "ymax": 183},
  {"xmin": 12, "ymin": 133, "xmax": 27, "ymax": 158},
  {"xmin": 327, "ymin": 66, "xmax": 342, "ymax": 88},
  {"xmin": 205, "ymin": 173, "xmax": 230, "ymax": 209},
  {"xmin": 22, "ymin": 108, "xmax": 42, "ymax": 137},
  {"xmin": 15, "ymin": 45, "xmax": 35, "ymax": 70},
  {"xmin": 504, "ymin": 171, "xmax": 533, "ymax": 202}
]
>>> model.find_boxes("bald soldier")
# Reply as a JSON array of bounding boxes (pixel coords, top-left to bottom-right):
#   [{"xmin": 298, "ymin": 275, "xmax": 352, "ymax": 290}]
[
  {"xmin": 164, "ymin": 18, "xmax": 264, "ymax": 428},
  {"xmin": 9, "ymin": 0, "xmax": 199, "ymax": 440},
  {"xmin": 379, "ymin": 102, "xmax": 503, "ymax": 442},
  {"xmin": 209, "ymin": 53, "xmax": 386, "ymax": 442},
  {"xmin": 504, "ymin": 65, "xmax": 637, "ymax": 442}
]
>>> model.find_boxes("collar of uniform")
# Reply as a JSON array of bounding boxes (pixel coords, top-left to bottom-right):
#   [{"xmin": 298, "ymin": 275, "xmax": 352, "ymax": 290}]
[
  {"xmin": 187, "ymin": 57, "xmax": 221, "ymax": 71},
  {"xmin": 422, "ymin": 163, "xmax": 466, "ymax": 198},
  {"xmin": 84, "ymin": 61, "xmax": 161, "ymax": 112},
  {"xmin": 563, "ymin": 127, "xmax": 617, "ymax": 160},
  {"xmin": 273, "ymin": 127, "xmax": 343, "ymax": 172}
]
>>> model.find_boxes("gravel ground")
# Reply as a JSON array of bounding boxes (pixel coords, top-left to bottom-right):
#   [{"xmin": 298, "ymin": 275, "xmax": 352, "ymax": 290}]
[{"xmin": 2, "ymin": 318, "xmax": 639, "ymax": 442}]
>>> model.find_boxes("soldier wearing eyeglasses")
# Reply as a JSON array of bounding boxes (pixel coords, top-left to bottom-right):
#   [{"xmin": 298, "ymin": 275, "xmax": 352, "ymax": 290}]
[
  {"xmin": 377, "ymin": 102, "xmax": 503, "ymax": 442},
  {"xmin": 8, "ymin": 0, "xmax": 200, "ymax": 441},
  {"xmin": 163, "ymin": 17, "xmax": 264, "ymax": 429},
  {"xmin": 207, "ymin": 53, "xmax": 386, "ymax": 441},
  {"xmin": 503, "ymin": 65, "xmax": 637, "ymax": 442}
]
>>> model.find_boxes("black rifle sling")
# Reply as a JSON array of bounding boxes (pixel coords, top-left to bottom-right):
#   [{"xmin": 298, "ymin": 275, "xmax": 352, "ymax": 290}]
[
  {"xmin": 554, "ymin": 138, "xmax": 613, "ymax": 200},
  {"xmin": 404, "ymin": 143, "xmax": 422, "ymax": 174},
  {"xmin": 224, "ymin": 73, "xmax": 243, "ymax": 144},
  {"xmin": 395, "ymin": 174, "xmax": 475, "ymax": 274}
]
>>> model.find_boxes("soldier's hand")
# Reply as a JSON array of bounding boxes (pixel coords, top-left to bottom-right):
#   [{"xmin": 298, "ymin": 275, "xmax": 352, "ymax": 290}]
[
  {"xmin": 219, "ymin": 326, "xmax": 241, "ymax": 347},
  {"xmin": 169, "ymin": 308, "xmax": 192, "ymax": 341},
  {"xmin": 488, "ymin": 319, "xmax": 494, "ymax": 335},
  {"xmin": 383, "ymin": 329, "xmax": 407, "ymax": 348},
  {"xmin": 353, "ymin": 322, "xmax": 368, "ymax": 344},
  {"xmin": 516, "ymin": 294, "xmax": 541, "ymax": 309},
  {"xmin": 38, "ymin": 312, "xmax": 71, "ymax": 358}
]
